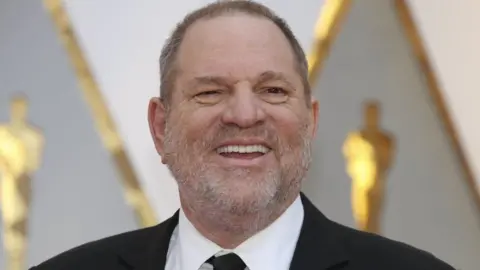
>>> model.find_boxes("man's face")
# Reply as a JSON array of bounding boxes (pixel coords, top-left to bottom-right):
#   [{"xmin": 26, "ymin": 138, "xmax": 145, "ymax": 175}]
[{"xmin": 150, "ymin": 14, "xmax": 318, "ymax": 214}]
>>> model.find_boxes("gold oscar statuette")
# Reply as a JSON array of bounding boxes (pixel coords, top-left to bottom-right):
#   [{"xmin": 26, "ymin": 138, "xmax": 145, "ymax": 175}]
[
  {"xmin": 0, "ymin": 95, "xmax": 44, "ymax": 270},
  {"xmin": 342, "ymin": 101, "xmax": 395, "ymax": 234}
]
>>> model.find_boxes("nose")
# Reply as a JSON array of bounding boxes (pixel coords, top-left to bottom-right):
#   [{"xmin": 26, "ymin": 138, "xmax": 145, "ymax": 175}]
[{"xmin": 221, "ymin": 82, "xmax": 266, "ymax": 128}]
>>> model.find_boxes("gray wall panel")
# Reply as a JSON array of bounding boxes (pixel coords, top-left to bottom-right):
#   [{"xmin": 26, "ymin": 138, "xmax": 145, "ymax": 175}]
[
  {"xmin": 0, "ymin": 0, "xmax": 137, "ymax": 267},
  {"xmin": 302, "ymin": 1, "xmax": 480, "ymax": 269}
]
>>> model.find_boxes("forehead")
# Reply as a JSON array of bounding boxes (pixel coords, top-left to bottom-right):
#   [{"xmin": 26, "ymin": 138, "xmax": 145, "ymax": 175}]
[{"xmin": 176, "ymin": 14, "xmax": 298, "ymax": 81}]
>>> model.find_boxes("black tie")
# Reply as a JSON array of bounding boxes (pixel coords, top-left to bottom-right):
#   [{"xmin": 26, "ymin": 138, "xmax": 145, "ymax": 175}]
[{"xmin": 208, "ymin": 253, "xmax": 246, "ymax": 270}]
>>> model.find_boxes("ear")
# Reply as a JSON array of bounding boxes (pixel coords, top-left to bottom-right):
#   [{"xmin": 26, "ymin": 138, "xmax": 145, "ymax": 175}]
[
  {"xmin": 309, "ymin": 97, "xmax": 319, "ymax": 138},
  {"xmin": 148, "ymin": 97, "xmax": 168, "ymax": 164}
]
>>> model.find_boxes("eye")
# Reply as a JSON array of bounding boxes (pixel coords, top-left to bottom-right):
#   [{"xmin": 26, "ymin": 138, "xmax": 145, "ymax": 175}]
[
  {"xmin": 194, "ymin": 90, "xmax": 223, "ymax": 104},
  {"xmin": 265, "ymin": 87, "xmax": 286, "ymax": 95},
  {"xmin": 261, "ymin": 87, "xmax": 288, "ymax": 103},
  {"xmin": 197, "ymin": 90, "xmax": 221, "ymax": 96}
]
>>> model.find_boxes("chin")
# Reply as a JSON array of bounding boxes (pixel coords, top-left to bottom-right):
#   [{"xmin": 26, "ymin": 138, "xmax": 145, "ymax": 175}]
[{"xmin": 203, "ymin": 172, "xmax": 280, "ymax": 211}]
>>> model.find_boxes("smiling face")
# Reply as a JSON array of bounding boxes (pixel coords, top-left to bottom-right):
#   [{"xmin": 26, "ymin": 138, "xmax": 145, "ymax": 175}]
[{"xmin": 149, "ymin": 13, "xmax": 318, "ymax": 216}]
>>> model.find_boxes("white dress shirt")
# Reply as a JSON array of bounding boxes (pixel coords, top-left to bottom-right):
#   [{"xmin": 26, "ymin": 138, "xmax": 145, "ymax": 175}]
[{"xmin": 164, "ymin": 195, "xmax": 304, "ymax": 270}]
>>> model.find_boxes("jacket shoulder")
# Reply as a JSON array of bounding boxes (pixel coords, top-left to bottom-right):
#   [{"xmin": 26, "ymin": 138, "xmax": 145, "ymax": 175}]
[
  {"xmin": 333, "ymin": 222, "xmax": 455, "ymax": 269},
  {"xmin": 30, "ymin": 225, "xmax": 159, "ymax": 270}
]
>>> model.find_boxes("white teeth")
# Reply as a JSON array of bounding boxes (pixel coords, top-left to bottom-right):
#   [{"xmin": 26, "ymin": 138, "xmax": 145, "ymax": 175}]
[{"xmin": 216, "ymin": 144, "xmax": 270, "ymax": 154}]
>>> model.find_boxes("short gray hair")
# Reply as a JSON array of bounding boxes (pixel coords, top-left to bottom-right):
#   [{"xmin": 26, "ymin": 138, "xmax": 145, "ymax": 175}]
[{"xmin": 159, "ymin": 0, "xmax": 310, "ymax": 108}]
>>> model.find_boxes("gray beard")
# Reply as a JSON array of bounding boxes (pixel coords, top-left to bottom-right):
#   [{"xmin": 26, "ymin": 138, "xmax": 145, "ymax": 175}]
[{"xmin": 163, "ymin": 123, "xmax": 312, "ymax": 233}]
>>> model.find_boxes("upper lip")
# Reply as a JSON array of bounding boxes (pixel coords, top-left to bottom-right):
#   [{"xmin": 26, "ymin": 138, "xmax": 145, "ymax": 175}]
[{"xmin": 216, "ymin": 138, "xmax": 271, "ymax": 149}]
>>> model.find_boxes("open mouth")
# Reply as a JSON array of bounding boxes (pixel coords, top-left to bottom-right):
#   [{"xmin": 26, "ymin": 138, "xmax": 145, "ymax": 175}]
[{"xmin": 216, "ymin": 144, "xmax": 271, "ymax": 159}]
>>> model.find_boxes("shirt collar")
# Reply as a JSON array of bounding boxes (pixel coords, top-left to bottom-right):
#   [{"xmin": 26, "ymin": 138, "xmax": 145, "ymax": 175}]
[
  {"xmin": 178, "ymin": 195, "xmax": 304, "ymax": 270},
  {"xmin": 177, "ymin": 207, "xmax": 222, "ymax": 270}
]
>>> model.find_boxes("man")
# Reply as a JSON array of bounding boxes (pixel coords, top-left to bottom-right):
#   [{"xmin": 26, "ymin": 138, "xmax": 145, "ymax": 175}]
[{"xmin": 31, "ymin": 1, "xmax": 455, "ymax": 269}]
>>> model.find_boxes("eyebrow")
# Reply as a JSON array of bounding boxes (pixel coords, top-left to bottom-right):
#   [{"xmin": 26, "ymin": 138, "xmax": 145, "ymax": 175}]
[
  {"xmin": 191, "ymin": 76, "xmax": 231, "ymax": 88},
  {"xmin": 255, "ymin": 71, "xmax": 296, "ymax": 90},
  {"xmin": 190, "ymin": 70, "xmax": 296, "ymax": 90}
]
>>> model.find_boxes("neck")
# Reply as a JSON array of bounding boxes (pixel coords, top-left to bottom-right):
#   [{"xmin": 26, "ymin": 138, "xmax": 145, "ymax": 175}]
[{"xmin": 179, "ymin": 190, "xmax": 298, "ymax": 249}]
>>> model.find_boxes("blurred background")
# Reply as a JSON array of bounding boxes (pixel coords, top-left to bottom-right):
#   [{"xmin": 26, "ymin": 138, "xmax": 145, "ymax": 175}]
[{"xmin": 1, "ymin": 0, "xmax": 479, "ymax": 269}]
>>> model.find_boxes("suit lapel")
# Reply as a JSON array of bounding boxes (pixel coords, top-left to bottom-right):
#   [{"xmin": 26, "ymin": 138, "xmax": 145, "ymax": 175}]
[
  {"xmin": 289, "ymin": 193, "xmax": 349, "ymax": 269},
  {"xmin": 117, "ymin": 193, "xmax": 349, "ymax": 270},
  {"xmin": 117, "ymin": 211, "xmax": 179, "ymax": 270},
  {"xmin": 146, "ymin": 212, "xmax": 179, "ymax": 270}
]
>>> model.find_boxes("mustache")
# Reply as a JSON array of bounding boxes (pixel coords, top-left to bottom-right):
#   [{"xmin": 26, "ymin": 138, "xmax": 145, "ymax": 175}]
[{"xmin": 201, "ymin": 123, "xmax": 280, "ymax": 150}]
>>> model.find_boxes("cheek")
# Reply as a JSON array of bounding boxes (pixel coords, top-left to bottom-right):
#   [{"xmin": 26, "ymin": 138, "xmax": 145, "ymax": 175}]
[
  {"xmin": 268, "ymin": 106, "xmax": 310, "ymax": 139},
  {"xmin": 176, "ymin": 106, "xmax": 222, "ymax": 141}
]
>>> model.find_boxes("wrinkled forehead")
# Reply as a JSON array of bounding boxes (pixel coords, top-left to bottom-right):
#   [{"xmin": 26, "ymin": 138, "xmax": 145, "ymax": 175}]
[{"xmin": 175, "ymin": 14, "xmax": 299, "ymax": 84}]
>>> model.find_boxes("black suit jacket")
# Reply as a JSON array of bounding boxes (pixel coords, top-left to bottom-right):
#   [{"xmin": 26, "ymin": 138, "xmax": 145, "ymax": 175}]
[{"xmin": 31, "ymin": 193, "xmax": 455, "ymax": 269}]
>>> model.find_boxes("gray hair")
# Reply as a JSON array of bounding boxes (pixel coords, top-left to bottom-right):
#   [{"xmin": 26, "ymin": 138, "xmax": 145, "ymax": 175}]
[{"xmin": 159, "ymin": 0, "xmax": 311, "ymax": 109}]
